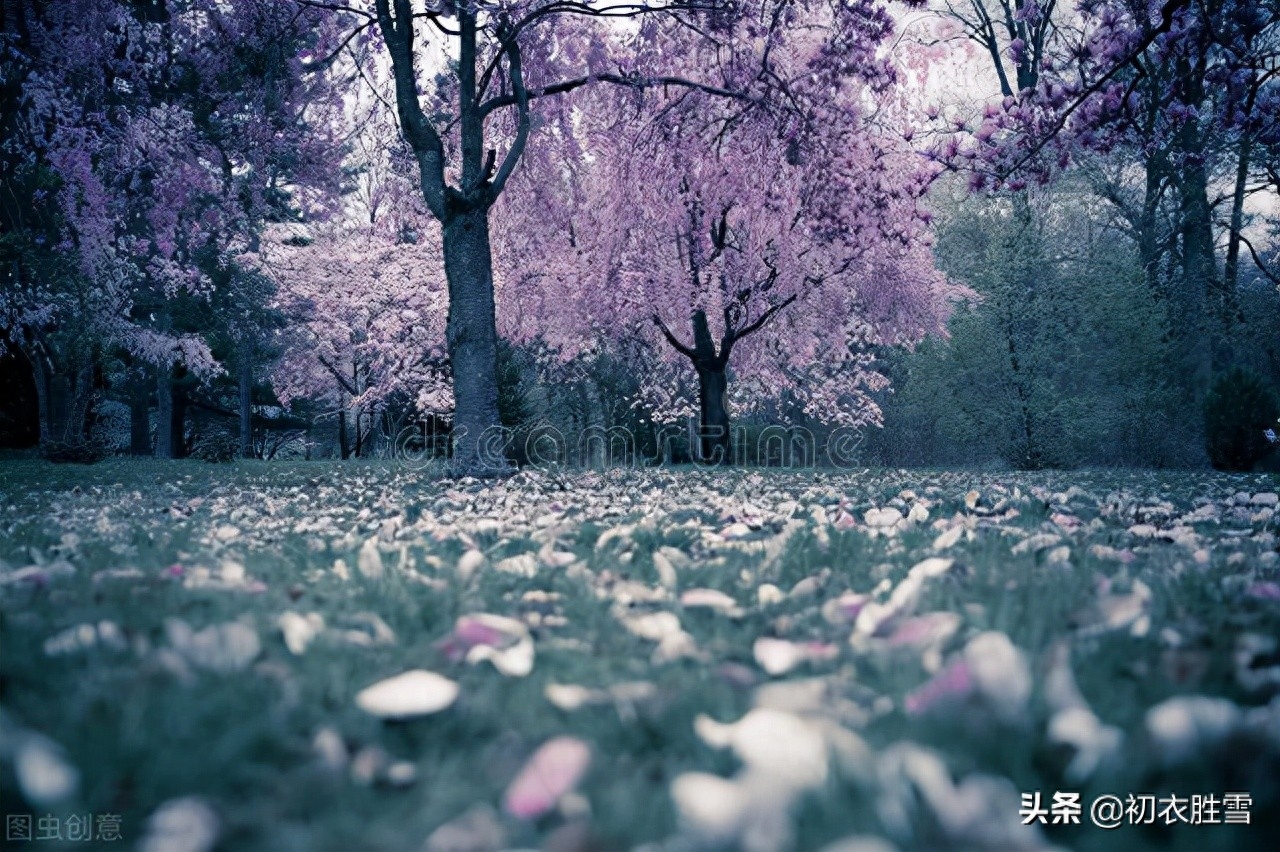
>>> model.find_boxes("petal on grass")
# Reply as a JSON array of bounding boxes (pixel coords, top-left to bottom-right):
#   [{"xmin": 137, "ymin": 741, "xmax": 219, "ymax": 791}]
[
  {"xmin": 355, "ymin": 670, "xmax": 458, "ymax": 719},
  {"xmin": 502, "ymin": 736, "xmax": 592, "ymax": 819},
  {"xmin": 139, "ymin": 796, "xmax": 219, "ymax": 852},
  {"xmin": 14, "ymin": 735, "xmax": 79, "ymax": 806}
]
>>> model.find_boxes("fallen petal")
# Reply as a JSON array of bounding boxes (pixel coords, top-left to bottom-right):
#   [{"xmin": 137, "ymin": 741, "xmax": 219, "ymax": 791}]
[
  {"xmin": 503, "ymin": 736, "xmax": 592, "ymax": 819},
  {"xmin": 355, "ymin": 670, "xmax": 459, "ymax": 719},
  {"xmin": 139, "ymin": 796, "xmax": 219, "ymax": 852}
]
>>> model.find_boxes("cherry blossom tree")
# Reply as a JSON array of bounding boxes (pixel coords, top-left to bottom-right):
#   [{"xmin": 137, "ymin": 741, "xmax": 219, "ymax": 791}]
[
  {"xmin": 299, "ymin": 0, "xmax": 934, "ymax": 470},
  {"xmin": 263, "ymin": 221, "xmax": 451, "ymax": 458},
  {"xmin": 0, "ymin": 0, "xmax": 342, "ymax": 456},
  {"xmin": 494, "ymin": 28, "xmax": 956, "ymax": 462}
]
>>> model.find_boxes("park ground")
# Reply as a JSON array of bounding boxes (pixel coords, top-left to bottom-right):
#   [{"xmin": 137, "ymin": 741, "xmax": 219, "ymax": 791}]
[{"xmin": 1, "ymin": 460, "xmax": 1279, "ymax": 851}]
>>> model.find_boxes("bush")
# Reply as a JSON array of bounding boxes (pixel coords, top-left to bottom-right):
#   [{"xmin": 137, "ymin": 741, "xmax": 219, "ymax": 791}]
[
  {"xmin": 1204, "ymin": 367, "xmax": 1279, "ymax": 471},
  {"xmin": 40, "ymin": 439, "xmax": 106, "ymax": 464},
  {"xmin": 189, "ymin": 422, "xmax": 239, "ymax": 462}
]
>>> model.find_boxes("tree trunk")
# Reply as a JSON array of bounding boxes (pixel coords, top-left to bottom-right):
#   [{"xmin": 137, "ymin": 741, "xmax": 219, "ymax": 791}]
[
  {"xmin": 1223, "ymin": 134, "xmax": 1251, "ymax": 320},
  {"xmin": 442, "ymin": 205, "xmax": 504, "ymax": 472},
  {"xmin": 1177, "ymin": 162, "xmax": 1218, "ymax": 380},
  {"xmin": 238, "ymin": 355, "xmax": 253, "ymax": 459},
  {"xmin": 695, "ymin": 363, "xmax": 731, "ymax": 463},
  {"xmin": 129, "ymin": 370, "xmax": 151, "ymax": 455},
  {"xmin": 689, "ymin": 310, "xmax": 730, "ymax": 464},
  {"xmin": 171, "ymin": 380, "xmax": 187, "ymax": 458},
  {"xmin": 1139, "ymin": 160, "xmax": 1166, "ymax": 300},
  {"xmin": 338, "ymin": 398, "xmax": 350, "ymax": 460},
  {"xmin": 1172, "ymin": 52, "xmax": 1220, "ymax": 382},
  {"xmin": 31, "ymin": 353, "xmax": 93, "ymax": 450},
  {"xmin": 155, "ymin": 369, "xmax": 172, "ymax": 458},
  {"xmin": 155, "ymin": 368, "xmax": 182, "ymax": 459}
]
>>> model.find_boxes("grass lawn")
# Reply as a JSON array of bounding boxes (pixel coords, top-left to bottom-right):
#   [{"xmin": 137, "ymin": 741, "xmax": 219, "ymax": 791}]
[{"xmin": 1, "ymin": 459, "xmax": 1278, "ymax": 851}]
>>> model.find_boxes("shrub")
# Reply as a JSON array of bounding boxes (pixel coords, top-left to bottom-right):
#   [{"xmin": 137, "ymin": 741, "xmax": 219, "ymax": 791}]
[
  {"xmin": 40, "ymin": 439, "xmax": 106, "ymax": 464},
  {"xmin": 1204, "ymin": 367, "xmax": 1279, "ymax": 471},
  {"xmin": 189, "ymin": 422, "xmax": 239, "ymax": 462}
]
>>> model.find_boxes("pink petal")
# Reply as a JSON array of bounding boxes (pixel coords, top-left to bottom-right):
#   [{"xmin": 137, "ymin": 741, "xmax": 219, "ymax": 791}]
[
  {"xmin": 1248, "ymin": 582, "xmax": 1280, "ymax": 602},
  {"xmin": 454, "ymin": 617, "xmax": 510, "ymax": 648},
  {"xmin": 903, "ymin": 659, "xmax": 973, "ymax": 716},
  {"xmin": 502, "ymin": 736, "xmax": 591, "ymax": 819},
  {"xmin": 886, "ymin": 612, "xmax": 960, "ymax": 648}
]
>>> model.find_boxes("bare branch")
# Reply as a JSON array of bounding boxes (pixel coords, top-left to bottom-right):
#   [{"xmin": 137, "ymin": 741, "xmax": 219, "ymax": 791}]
[
  {"xmin": 488, "ymin": 35, "xmax": 531, "ymax": 200},
  {"xmin": 292, "ymin": 0, "xmax": 373, "ymax": 20},
  {"xmin": 477, "ymin": 0, "xmax": 720, "ymax": 95},
  {"xmin": 722, "ymin": 293, "xmax": 796, "ymax": 359},
  {"xmin": 1240, "ymin": 233, "xmax": 1280, "ymax": 286},
  {"xmin": 481, "ymin": 71, "xmax": 757, "ymax": 116},
  {"xmin": 301, "ymin": 19, "xmax": 374, "ymax": 73},
  {"xmin": 318, "ymin": 355, "xmax": 358, "ymax": 396},
  {"xmin": 374, "ymin": 0, "xmax": 448, "ymax": 219},
  {"xmin": 652, "ymin": 313, "xmax": 696, "ymax": 358}
]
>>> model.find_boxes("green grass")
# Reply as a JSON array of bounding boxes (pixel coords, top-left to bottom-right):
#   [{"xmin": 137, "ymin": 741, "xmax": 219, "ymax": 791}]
[{"xmin": 1, "ymin": 460, "xmax": 1279, "ymax": 851}]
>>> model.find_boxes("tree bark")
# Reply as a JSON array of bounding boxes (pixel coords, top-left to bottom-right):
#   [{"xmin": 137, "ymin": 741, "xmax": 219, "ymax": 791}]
[
  {"xmin": 1171, "ymin": 49, "xmax": 1219, "ymax": 382},
  {"xmin": 128, "ymin": 369, "xmax": 151, "ymax": 455},
  {"xmin": 338, "ymin": 394, "xmax": 350, "ymax": 460},
  {"xmin": 238, "ymin": 355, "xmax": 253, "ymax": 459},
  {"xmin": 171, "ymin": 379, "xmax": 187, "ymax": 458},
  {"xmin": 155, "ymin": 368, "xmax": 174, "ymax": 459},
  {"xmin": 155, "ymin": 367, "xmax": 186, "ymax": 459},
  {"xmin": 1139, "ymin": 159, "xmax": 1166, "ymax": 299},
  {"xmin": 1176, "ymin": 161, "xmax": 1218, "ymax": 380},
  {"xmin": 442, "ymin": 205, "xmax": 504, "ymax": 469},
  {"xmin": 31, "ymin": 353, "xmax": 93, "ymax": 450},
  {"xmin": 1223, "ymin": 133, "xmax": 1251, "ymax": 317},
  {"xmin": 374, "ymin": 0, "xmax": 527, "ymax": 474},
  {"xmin": 689, "ymin": 310, "xmax": 730, "ymax": 464}
]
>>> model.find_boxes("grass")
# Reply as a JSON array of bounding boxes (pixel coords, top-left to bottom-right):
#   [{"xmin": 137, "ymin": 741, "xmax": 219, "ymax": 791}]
[{"xmin": 1, "ymin": 459, "xmax": 1279, "ymax": 851}]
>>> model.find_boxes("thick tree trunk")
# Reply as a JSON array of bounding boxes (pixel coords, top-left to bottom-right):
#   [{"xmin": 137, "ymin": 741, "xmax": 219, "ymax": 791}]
[
  {"xmin": 689, "ymin": 310, "xmax": 730, "ymax": 464},
  {"xmin": 442, "ymin": 206, "xmax": 504, "ymax": 472},
  {"xmin": 1223, "ymin": 135, "xmax": 1251, "ymax": 319},
  {"xmin": 128, "ymin": 370, "xmax": 151, "ymax": 455},
  {"xmin": 31, "ymin": 353, "xmax": 93, "ymax": 450},
  {"xmin": 1177, "ymin": 162, "xmax": 1218, "ymax": 380},
  {"xmin": 238, "ymin": 356, "xmax": 253, "ymax": 459},
  {"xmin": 1172, "ymin": 53, "xmax": 1220, "ymax": 382},
  {"xmin": 171, "ymin": 380, "xmax": 186, "ymax": 458},
  {"xmin": 1139, "ymin": 161, "xmax": 1165, "ymax": 300},
  {"xmin": 338, "ymin": 399, "xmax": 350, "ymax": 460},
  {"xmin": 695, "ymin": 363, "xmax": 731, "ymax": 463},
  {"xmin": 155, "ymin": 368, "xmax": 180, "ymax": 459}
]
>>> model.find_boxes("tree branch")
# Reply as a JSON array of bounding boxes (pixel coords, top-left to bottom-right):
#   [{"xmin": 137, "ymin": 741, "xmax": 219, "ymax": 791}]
[
  {"xmin": 292, "ymin": 0, "xmax": 372, "ymax": 19},
  {"xmin": 300, "ymin": 19, "xmax": 374, "ymax": 73},
  {"xmin": 318, "ymin": 354, "xmax": 358, "ymax": 396},
  {"xmin": 722, "ymin": 293, "xmax": 796, "ymax": 360},
  {"xmin": 1240, "ymin": 233, "xmax": 1280, "ymax": 286},
  {"xmin": 488, "ymin": 34, "xmax": 531, "ymax": 200},
  {"xmin": 481, "ymin": 72, "xmax": 757, "ymax": 117},
  {"xmin": 477, "ymin": 0, "xmax": 721, "ymax": 96},
  {"xmin": 375, "ymin": 0, "xmax": 448, "ymax": 220},
  {"xmin": 652, "ymin": 313, "xmax": 696, "ymax": 358},
  {"xmin": 993, "ymin": 0, "xmax": 1187, "ymax": 180}
]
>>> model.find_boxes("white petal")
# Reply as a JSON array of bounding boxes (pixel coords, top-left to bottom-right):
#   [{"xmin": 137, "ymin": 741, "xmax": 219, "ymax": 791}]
[
  {"xmin": 139, "ymin": 797, "xmax": 219, "ymax": 852},
  {"xmin": 15, "ymin": 736, "xmax": 79, "ymax": 806},
  {"xmin": 355, "ymin": 670, "xmax": 459, "ymax": 718},
  {"xmin": 671, "ymin": 772, "xmax": 750, "ymax": 841},
  {"xmin": 357, "ymin": 538, "xmax": 384, "ymax": 579},
  {"xmin": 467, "ymin": 635, "xmax": 535, "ymax": 677}
]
